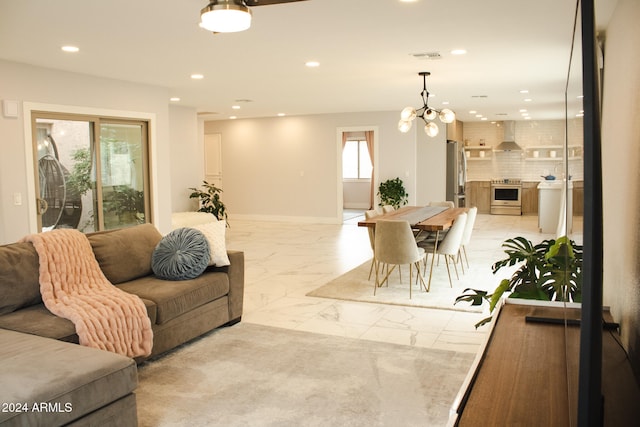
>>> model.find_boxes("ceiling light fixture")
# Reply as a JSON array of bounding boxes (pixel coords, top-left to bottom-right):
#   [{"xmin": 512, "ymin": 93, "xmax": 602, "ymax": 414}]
[
  {"xmin": 200, "ymin": 0, "xmax": 252, "ymax": 33},
  {"xmin": 398, "ymin": 71, "xmax": 455, "ymax": 137}
]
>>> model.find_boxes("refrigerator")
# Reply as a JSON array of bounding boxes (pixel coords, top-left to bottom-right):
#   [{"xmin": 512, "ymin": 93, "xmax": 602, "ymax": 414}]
[{"xmin": 446, "ymin": 140, "xmax": 467, "ymax": 207}]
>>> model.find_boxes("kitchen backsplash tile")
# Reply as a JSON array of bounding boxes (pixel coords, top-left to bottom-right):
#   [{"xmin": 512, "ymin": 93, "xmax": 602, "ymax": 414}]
[{"xmin": 464, "ymin": 119, "xmax": 584, "ymax": 182}]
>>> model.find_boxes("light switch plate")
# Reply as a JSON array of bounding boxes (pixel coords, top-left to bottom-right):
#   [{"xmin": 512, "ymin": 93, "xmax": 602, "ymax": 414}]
[{"xmin": 3, "ymin": 100, "xmax": 19, "ymax": 118}]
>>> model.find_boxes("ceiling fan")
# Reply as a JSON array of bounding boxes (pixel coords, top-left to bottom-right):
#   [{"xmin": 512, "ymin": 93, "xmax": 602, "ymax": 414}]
[{"xmin": 200, "ymin": 0, "xmax": 308, "ymax": 33}]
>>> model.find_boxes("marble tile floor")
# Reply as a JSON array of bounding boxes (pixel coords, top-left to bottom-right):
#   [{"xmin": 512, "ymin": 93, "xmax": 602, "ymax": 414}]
[{"xmin": 225, "ymin": 213, "xmax": 583, "ymax": 355}]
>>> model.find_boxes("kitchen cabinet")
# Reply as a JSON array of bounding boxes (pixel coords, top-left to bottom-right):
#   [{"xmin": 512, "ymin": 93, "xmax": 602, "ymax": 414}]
[
  {"xmin": 572, "ymin": 180, "xmax": 584, "ymax": 215},
  {"xmin": 467, "ymin": 181, "xmax": 491, "ymax": 213},
  {"xmin": 521, "ymin": 181, "xmax": 539, "ymax": 215}
]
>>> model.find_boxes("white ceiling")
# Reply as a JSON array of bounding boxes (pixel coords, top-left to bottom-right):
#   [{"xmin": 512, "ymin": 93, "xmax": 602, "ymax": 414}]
[{"xmin": 0, "ymin": 0, "xmax": 617, "ymax": 123}]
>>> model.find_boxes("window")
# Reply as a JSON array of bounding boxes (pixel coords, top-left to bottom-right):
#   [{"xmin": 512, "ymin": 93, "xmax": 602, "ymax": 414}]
[
  {"xmin": 342, "ymin": 140, "xmax": 372, "ymax": 180},
  {"xmin": 32, "ymin": 113, "xmax": 151, "ymax": 233}
]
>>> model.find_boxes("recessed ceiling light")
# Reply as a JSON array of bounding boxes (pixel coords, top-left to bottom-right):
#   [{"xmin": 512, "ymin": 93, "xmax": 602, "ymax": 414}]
[
  {"xmin": 277, "ymin": 113, "xmax": 286, "ymax": 117},
  {"xmin": 190, "ymin": 74, "xmax": 204, "ymax": 80},
  {"xmin": 61, "ymin": 45, "xmax": 79, "ymax": 53},
  {"xmin": 519, "ymin": 89, "xmax": 529, "ymax": 94},
  {"xmin": 475, "ymin": 114, "xmax": 483, "ymax": 118},
  {"xmin": 231, "ymin": 105, "xmax": 241, "ymax": 110},
  {"xmin": 524, "ymin": 98, "xmax": 532, "ymax": 102},
  {"xmin": 305, "ymin": 61, "xmax": 320, "ymax": 67},
  {"xmin": 451, "ymin": 49, "xmax": 467, "ymax": 55},
  {"xmin": 524, "ymin": 116, "xmax": 532, "ymax": 120},
  {"xmin": 469, "ymin": 110, "xmax": 477, "ymax": 114},
  {"xmin": 481, "ymin": 117, "xmax": 488, "ymax": 121},
  {"xmin": 229, "ymin": 116, "xmax": 237, "ymax": 120},
  {"xmin": 519, "ymin": 109, "xmax": 527, "ymax": 112},
  {"xmin": 170, "ymin": 97, "xmax": 181, "ymax": 102},
  {"xmin": 442, "ymin": 101, "xmax": 450, "ymax": 105}
]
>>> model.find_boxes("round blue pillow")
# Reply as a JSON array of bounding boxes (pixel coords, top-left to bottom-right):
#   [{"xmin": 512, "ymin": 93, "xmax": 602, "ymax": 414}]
[{"xmin": 152, "ymin": 228, "xmax": 210, "ymax": 280}]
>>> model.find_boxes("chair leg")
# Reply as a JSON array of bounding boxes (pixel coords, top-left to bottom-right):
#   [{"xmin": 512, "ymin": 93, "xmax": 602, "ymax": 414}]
[
  {"xmin": 368, "ymin": 258, "xmax": 375, "ymax": 280},
  {"xmin": 415, "ymin": 261, "xmax": 428, "ymax": 292},
  {"xmin": 444, "ymin": 256, "xmax": 453, "ymax": 288},
  {"xmin": 457, "ymin": 251, "xmax": 465, "ymax": 275},
  {"xmin": 463, "ymin": 245, "xmax": 470, "ymax": 269},
  {"xmin": 451, "ymin": 255, "xmax": 460, "ymax": 280}
]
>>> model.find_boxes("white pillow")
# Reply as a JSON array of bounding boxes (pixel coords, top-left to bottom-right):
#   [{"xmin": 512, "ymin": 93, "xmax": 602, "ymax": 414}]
[{"xmin": 189, "ymin": 221, "xmax": 230, "ymax": 267}]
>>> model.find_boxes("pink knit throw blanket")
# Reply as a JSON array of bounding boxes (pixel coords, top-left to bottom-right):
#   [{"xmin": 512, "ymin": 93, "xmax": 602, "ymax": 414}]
[{"xmin": 22, "ymin": 229, "xmax": 153, "ymax": 358}]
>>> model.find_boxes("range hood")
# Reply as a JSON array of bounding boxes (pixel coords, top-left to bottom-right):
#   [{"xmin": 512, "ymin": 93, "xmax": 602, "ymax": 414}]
[{"xmin": 495, "ymin": 121, "xmax": 522, "ymax": 151}]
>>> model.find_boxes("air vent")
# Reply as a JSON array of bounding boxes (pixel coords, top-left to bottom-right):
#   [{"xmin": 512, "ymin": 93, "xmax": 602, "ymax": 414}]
[
  {"xmin": 471, "ymin": 95, "xmax": 488, "ymax": 98},
  {"xmin": 197, "ymin": 111, "xmax": 219, "ymax": 116},
  {"xmin": 410, "ymin": 52, "xmax": 442, "ymax": 60}
]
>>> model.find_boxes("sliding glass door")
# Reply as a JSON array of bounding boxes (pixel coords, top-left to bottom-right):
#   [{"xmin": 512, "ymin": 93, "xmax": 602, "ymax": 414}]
[{"xmin": 33, "ymin": 113, "xmax": 151, "ymax": 233}]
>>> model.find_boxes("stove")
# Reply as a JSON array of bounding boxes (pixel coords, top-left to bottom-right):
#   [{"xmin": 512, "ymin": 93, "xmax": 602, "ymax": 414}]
[{"xmin": 490, "ymin": 178, "xmax": 522, "ymax": 215}]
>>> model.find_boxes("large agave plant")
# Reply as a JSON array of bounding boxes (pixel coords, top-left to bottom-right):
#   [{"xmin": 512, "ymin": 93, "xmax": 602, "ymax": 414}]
[{"xmin": 455, "ymin": 236, "xmax": 582, "ymax": 328}]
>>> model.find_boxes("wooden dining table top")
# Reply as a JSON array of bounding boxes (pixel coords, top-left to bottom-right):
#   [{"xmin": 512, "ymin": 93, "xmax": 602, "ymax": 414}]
[{"xmin": 357, "ymin": 206, "xmax": 469, "ymax": 232}]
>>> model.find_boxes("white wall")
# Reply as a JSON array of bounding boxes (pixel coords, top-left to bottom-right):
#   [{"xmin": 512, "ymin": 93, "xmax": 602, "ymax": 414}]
[
  {"xmin": 169, "ymin": 105, "xmax": 201, "ymax": 212},
  {"xmin": 0, "ymin": 59, "xmax": 174, "ymax": 243},
  {"xmin": 416, "ymin": 120, "xmax": 447, "ymax": 205},
  {"xmin": 203, "ymin": 111, "xmax": 429, "ymax": 223},
  {"xmin": 601, "ymin": 0, "xmax": 640, "ymax": 375}
]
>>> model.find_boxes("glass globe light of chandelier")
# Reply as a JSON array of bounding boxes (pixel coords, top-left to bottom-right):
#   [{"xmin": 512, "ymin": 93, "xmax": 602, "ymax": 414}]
[
  {"xmin": 424, "ymin": 109, "xmax": 437, "ymax": 121},
  {"xmin": 424, "ymin": 122, "xmax": 439, "ymax": 137},
  {"xmin": 438, "ymin": 108, "xmax": 456, "ymax": 124},
  {"xmin": 398, "ymin": 119, "xmax": 412, "ymax": 133},
  {"xmin": 400, "ymin": 107, "xmax": 417, "ymax": 121}
]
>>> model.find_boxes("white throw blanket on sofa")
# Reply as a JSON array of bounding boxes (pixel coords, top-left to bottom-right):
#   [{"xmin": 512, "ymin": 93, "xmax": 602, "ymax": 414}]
[{"xmin": 22, "ymin": 229, "xmax": 153, "ymax": 358}]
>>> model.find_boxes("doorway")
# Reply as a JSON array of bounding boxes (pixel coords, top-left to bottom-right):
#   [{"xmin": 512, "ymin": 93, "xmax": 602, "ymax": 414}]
[
  {"xmin": 32, "ymin": 113, "xmax": 151, "ymax": 233},
  {"xmin": 337, "ymin": 127, "xmax": 378, "ymax": 223}
]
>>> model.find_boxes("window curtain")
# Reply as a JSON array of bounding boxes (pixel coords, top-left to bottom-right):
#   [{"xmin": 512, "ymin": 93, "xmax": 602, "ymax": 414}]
[{"xmin": 364, "ymin": 131, "xmax": 374, "ymax": 209}]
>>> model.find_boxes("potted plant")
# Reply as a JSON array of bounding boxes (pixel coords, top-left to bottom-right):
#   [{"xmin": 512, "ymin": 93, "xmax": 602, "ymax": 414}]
[
  {"xmin": 103, "ymin": 185, "xmax": 145, "ymax": 225},
  {"xmin": 189, "ymin": 181, "xmax": 228, "ymax": 225},
  {"xmin": 377, "ymin": 177, "xmax": 409, "ymax": 209},
  {"xmin": 455, "ymin": 235, "xmax": 582, "ymax": 328}
]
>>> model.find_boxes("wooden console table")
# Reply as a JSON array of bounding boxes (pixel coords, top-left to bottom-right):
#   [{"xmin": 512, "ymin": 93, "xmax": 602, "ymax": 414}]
[{"xmin": 448, "ymin": 301, "xmax": 640, "ymax": 426}]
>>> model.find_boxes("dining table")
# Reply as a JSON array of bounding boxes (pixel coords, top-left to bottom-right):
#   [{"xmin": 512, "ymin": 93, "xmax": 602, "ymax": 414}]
[{"xmin": 358, "ymin": 205, "xmax": 469, "ymax": 289}]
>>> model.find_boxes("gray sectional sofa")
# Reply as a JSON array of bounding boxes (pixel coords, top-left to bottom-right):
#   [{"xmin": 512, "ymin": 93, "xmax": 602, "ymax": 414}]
[{"xmin": 0, "ymin": 223, "xmax": 244, "ymax": 426}]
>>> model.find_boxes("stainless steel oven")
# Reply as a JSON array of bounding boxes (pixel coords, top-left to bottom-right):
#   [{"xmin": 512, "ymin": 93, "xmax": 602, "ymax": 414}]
[{"xmin": 490, "ymin": 178, "xmax": 522, "ymax": 215}]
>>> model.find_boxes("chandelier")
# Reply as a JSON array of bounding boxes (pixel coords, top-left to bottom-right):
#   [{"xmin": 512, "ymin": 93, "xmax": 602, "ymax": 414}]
[{"xmin": 398, "ymin": 71, "xmax": 455, "ymax": 137}]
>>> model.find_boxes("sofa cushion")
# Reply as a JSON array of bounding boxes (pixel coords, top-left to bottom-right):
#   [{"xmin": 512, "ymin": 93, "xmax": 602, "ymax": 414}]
[
  {"xmin": 88, "ymin": 223, "xmax": 162, "ymax": 285},
  {"xmin": 151, "ymin": 228, "xmax": 210, "ymax": 280},
  {"xmin": 0, "ymin": 299, "xmax": 158, "ymax": 342},
  {"xmin": 116, "ymin": 271, "xmax": 229, "ymax": 325},
  {"xmin": 189, "ymin": 221, "xmax": 231, "ymax": 267},
  {"xmin": 0, "ymin": 329, "xmax": 137, "ymax": 427},
  {"xmin": 0, "ymin": 242, "xmax": 42, "ymax": 315}
]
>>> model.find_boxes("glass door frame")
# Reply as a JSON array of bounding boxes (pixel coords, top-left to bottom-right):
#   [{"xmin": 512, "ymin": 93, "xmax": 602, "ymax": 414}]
[{"xmin": 22, "ymin": 102, "xmax": 158, "ymax": 234}]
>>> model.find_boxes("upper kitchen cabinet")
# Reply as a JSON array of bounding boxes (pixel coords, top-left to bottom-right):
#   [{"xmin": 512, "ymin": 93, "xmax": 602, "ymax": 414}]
[{"xmin": 447, "ymin": 120, "xmax": 464, "ymax": 143}]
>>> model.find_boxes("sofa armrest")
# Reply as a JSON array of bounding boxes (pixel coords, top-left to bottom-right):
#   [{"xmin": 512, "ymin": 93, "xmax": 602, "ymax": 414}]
[{"xmin": 216, "ymin": 250, "xmax": 244, "ymax": 321}]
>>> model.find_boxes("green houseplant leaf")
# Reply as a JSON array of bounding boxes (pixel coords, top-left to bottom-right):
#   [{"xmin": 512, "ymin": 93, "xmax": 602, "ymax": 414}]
[
  {"xmin": 455, "ymin": 235, "xmax": 583, "ymax": 328},
  {"xmin": 188, "ymin": 181, "xmax": 229, "ymax": 225},
  {"xmin": 377, "ymin": 177, "xmax": 409, "ymax": 209}
]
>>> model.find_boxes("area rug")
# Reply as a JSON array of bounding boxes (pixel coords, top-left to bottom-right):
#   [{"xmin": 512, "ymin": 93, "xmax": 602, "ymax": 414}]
[
  {"xmin": 136, "ymin": 323, "xmax": 475, "ymax": 427},
  {"xmin": 307, "ymin": 260, "xmax": 493, "ymax": 313}
]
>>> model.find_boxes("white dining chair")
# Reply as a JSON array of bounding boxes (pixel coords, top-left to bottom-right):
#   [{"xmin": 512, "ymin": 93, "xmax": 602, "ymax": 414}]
[
  {"xmin": 458, "ymin": 206, "xmax": 478, "ymax": 270},
  {"xmin": 382, "ymin": 205, "xmax": 395, "ymax": 214},
  {"xmin": 374, "ymin": 220, "xmax": 427, "ymax": 298},
  {"xmin": 419, "ymin": 212, "xmax": 467, "ymax": 289}
]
